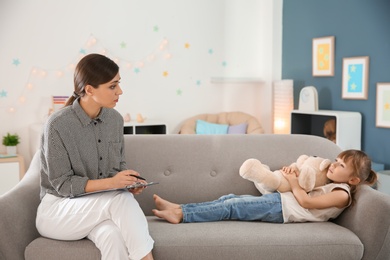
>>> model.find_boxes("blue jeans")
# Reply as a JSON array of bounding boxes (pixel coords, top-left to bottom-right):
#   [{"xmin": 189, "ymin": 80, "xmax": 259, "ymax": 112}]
[{"xmin": 181, "ymin": 193, "xmax": 284, "ymax": 223}]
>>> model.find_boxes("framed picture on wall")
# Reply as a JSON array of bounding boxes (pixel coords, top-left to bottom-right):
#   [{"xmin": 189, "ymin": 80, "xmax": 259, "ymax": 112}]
[
  {"xmin": 342, "ymin": 56, "xmax": 369, "ymax": 100},
  {"xmin": 376, "ymin": 83, "xmax": 390, "ymax": 128},
  {"xmin": 312, "ymin": 36, "xmax": 335, "ymax": 77}
]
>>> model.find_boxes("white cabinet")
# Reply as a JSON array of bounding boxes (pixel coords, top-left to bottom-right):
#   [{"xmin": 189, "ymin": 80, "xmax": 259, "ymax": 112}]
[
  {"xmin": 291, "ymin": 110, "xmax": 361, "ymax": 150},
  {"xmin": 377, "ymin": 171, "xmax": 390, "ymax": 195},
  {"xmin": 0, "ymin": 155, "xmax": 25, "ymax": 196}
]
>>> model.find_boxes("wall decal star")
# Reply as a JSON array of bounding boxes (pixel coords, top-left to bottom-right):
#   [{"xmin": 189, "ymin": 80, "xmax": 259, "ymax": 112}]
[
  {"xmin": 0, "ymin": 90, "xmax": 7, "ymax": 98},
  {"xmin": 120, "ymin": 42, "xmax": 127, "ymax": 48},
  {"xmin": 12, "ymin": 59, "xmax": 20, "ymax": 66},
  {"xmin": 163, "ymin": 71, "xmax": 169, "ymax": 77},
  {"xmin": 184, "ymin": 43, "xmax": 190, "ymax": 49},
  {"xmin": 153, "ymin": 25, "xmax": 159, "ymax": 32}
]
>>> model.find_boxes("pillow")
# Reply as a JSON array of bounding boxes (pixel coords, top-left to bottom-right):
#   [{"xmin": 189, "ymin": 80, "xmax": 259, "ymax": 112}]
[
  {"xmin": 196, "ymin": 120, "xmax": 228, "ymax": 134},
  {"xmin": 228, "ymin": 123, "xmax": 248, "ymax": 134}
]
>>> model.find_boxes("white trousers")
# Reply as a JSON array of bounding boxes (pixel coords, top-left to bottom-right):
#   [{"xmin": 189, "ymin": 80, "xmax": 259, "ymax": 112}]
[{"xmin": 36, "ymin": 191, "xmax": 154, "ymax": 260}]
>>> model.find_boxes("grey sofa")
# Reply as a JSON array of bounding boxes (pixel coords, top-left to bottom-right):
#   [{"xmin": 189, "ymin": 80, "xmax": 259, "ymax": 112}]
[{"xmin": 1, "ymin": 134, "xmax": 390, "ymax": 260}]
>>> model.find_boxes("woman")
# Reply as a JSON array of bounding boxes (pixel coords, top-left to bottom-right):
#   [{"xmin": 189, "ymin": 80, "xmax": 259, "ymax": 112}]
[{"xmin": 36, "ymin": 53, "xmax": 154, "ymax": 260}]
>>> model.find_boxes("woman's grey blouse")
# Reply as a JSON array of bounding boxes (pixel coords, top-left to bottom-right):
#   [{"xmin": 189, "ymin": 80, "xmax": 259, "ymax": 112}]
[{"xmin": 39, "ymin": 99, "xmax": 126, "ymax": 199}]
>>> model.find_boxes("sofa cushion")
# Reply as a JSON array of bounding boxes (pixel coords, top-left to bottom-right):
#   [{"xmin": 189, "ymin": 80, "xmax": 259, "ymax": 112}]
[
  {"xmin": 147, "ymin": 217, "xmax": 363, "ymax": 260},
  {"xmin": 24, "ymin": 217, "xmax": 363, "ymax": 260},
  {"xmin": 228, "ymin": 123, "xmax": 248, "ymax": 134},
  {"xmin": 196, "ymin": 120, "xmax": 229, "ymax": 134},
  {"xmin": 25, "ymin": 238, "xmax": 101, "ymax": 260}
]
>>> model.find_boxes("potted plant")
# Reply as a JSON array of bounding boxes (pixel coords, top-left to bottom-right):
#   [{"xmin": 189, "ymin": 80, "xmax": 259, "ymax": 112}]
[{"xmin": 2, "ymin": 133, "xmax": 20, "ymax": 155}]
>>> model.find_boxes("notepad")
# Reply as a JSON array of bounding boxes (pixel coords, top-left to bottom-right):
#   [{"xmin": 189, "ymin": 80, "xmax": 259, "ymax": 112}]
[{"xmin": 70, "ymin": 182, "xmax": 159, "ymax": 198}]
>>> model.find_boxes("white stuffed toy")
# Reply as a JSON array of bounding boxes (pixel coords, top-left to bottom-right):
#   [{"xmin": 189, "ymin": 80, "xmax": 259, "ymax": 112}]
[{"xmin": 239, "ymin": 155, "xmax": 332, "ymax": 194}]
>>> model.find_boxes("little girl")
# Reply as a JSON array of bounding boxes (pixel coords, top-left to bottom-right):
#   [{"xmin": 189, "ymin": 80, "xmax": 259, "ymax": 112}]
[{"xmin": 153, "ymin": 149, "xmax": 377, "ymax": 224}]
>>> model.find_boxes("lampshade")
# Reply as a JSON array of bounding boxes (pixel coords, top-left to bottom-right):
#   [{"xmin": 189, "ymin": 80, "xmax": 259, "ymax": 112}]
[{"xmin": 273, "ymin": 80, "xmax": 294, "ymax": 134}]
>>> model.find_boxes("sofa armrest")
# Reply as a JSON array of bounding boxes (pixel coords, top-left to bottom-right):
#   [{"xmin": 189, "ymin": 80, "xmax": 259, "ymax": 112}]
[
  {"xmin": 0, "ymin": 152, "xmax": 41, "ymax": 260},
  {"xmin": 334, "ymin": 185, "xmax": 390, "ymax": 260}
]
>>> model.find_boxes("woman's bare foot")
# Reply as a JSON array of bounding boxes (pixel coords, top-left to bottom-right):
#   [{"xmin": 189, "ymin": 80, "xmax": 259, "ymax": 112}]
[
  {"xmin": 153, "ymin": 194, "xmax": 181, "ymax": 210},
  {"xmin": 152, "ymin": 208, "xmax": 183, "ymax": 224}
]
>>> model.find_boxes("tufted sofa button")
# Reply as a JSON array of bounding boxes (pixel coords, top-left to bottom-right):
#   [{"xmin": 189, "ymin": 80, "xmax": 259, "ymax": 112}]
[
  {"xmin": 164, "ymin": 170, "xmax": 171, "ymax": 176},
  {"xmin": 210, "ymin": 171, "xmax": 217, "ymax": 177}
]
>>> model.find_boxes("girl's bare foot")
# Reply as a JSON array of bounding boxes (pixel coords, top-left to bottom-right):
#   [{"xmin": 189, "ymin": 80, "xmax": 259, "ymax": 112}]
[
  {"xmin": 152, "ymin": 208, "xmax": 183, "ymax": 224},
  {"xmin": 153, "ymin": 194, "xmax": 181, "ymax": 210}
]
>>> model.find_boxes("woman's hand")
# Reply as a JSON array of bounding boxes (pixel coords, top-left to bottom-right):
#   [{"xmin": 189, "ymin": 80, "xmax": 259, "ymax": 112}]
[
  {"xmin": 85, "ymin": 169, "xmax": 147, "ymax": 194},
  {"xmin": 128, "ymin": 182, "xmax": 147, "ymax": 195},
  {"xmin": 111, "ymin": 170, "xmax": 146, "ymax": 194},
  {"xmin": 120, "ymin": 170, "xmax": 147, "ymax": 195},
  {"xmin": 115, "ymin": 170, "xmax": 147, "ymax": 195},
  {"xmin": 111, "ymin": 170, "xmax": 138, "ymax": 188}
]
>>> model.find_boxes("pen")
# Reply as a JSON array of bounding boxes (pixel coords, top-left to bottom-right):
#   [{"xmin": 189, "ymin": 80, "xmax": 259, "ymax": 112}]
[
  {"xmin": 113, "ymin": 168, "xmax": 146, "ymax": 181},
  {"xmin": 130, "ymin": 174, "xmax": 146, "ymax": 181}
]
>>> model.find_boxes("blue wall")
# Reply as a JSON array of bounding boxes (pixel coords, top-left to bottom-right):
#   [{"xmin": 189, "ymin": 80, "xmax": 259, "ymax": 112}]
[{"xmin": 282, "ymin": 0, "xmax": 390, "ymax": 169}]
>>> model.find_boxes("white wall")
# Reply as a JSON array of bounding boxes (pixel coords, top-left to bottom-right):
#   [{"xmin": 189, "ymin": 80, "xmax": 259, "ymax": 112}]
[{"xmin": 0, "ymin": 0, "xmax": 282, "ymax": 164}]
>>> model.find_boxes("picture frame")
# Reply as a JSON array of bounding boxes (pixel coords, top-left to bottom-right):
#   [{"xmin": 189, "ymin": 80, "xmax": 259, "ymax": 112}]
[
  {"xmin": 312, "ymin": 36, "xmax": 335, "ymax": 77},
  {"xmin": 376, "ymin": 83, "xmax": 390, "ymax": 128},
  {"xmin": 342, "ymin": 56, "xmax": 369, "ymax": 100}
]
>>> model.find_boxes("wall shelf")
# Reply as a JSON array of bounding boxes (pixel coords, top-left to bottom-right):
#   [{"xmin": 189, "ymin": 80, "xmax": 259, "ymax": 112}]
[
  {"xmin": 210, "ymin": 77, "xmax": 264, "ymax": 84},
  {"xmin": 123, "ymin": 121, "xmax": 167, "ymax": 135}
]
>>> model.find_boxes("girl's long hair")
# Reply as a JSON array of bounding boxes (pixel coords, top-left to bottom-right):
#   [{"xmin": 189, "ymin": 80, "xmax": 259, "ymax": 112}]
[{"xmin": 339, "ymin": 149, "xmax": 377, "ymax": 197}]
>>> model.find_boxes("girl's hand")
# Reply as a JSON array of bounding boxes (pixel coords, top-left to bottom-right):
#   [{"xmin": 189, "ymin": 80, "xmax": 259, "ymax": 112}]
[{"xmin": 281, "ymin": 166, "xmax": 299, "ymax": 181}]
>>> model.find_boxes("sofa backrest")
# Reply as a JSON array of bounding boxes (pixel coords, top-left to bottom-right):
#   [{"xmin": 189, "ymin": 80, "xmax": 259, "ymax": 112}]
[
  {"xmin": 0, "ymin": 150, "xmax": 41, "ymax": 260},
  {"xmin": 126, "ymin": 134, "xmax": 342, "ymax": 216}
]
